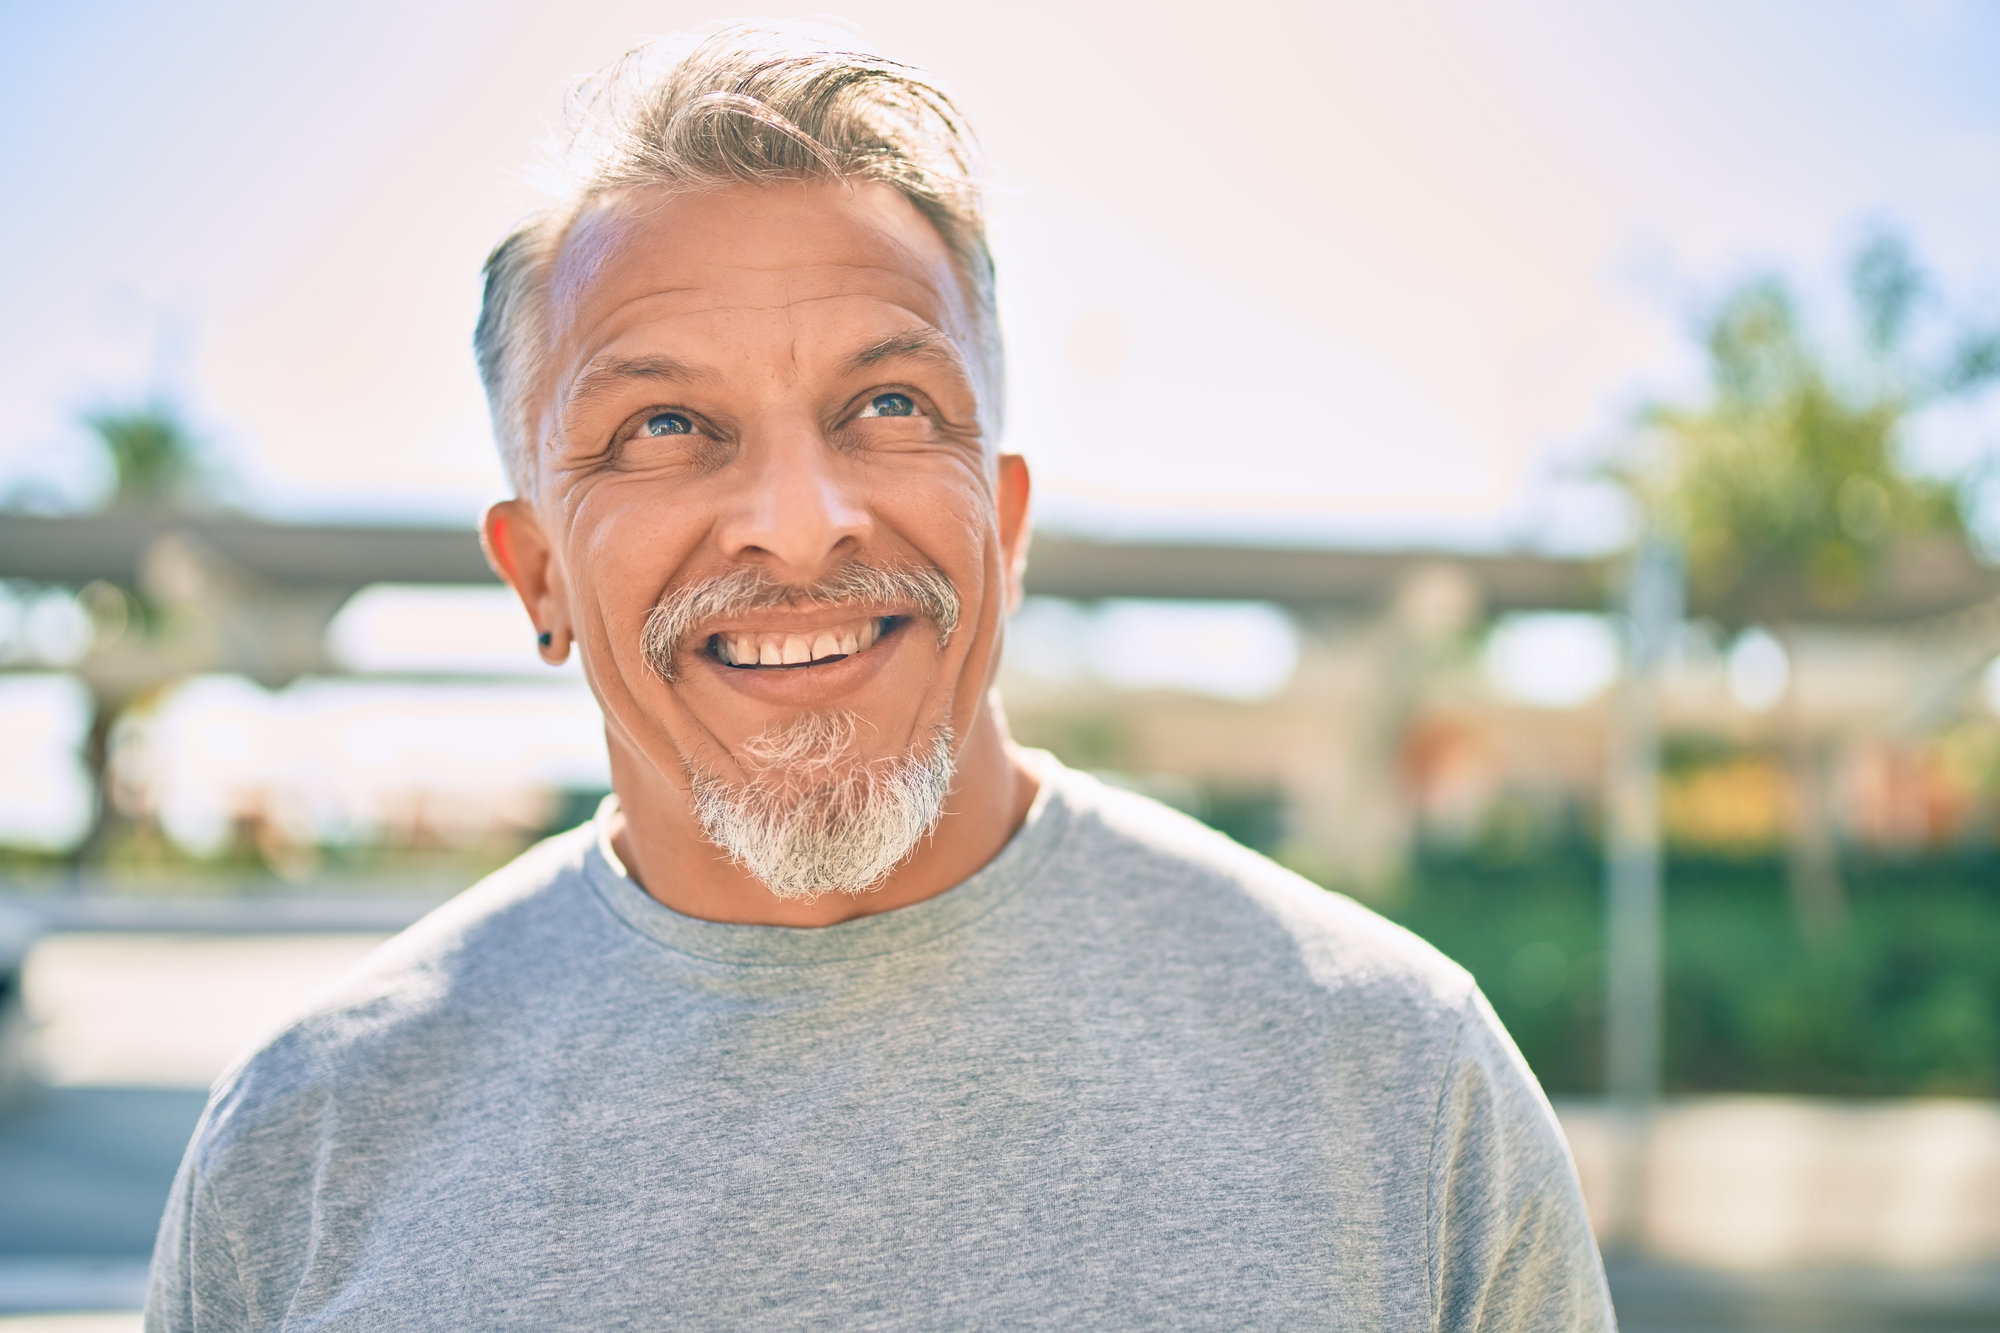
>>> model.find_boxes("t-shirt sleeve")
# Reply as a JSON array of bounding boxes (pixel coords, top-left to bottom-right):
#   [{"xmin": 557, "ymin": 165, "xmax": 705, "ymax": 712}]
[
  {"xmin": 146, "ymin": 1142, "xmax": 250, "ymax": 1333},
  {"xmin": 1426, "ymin": 988, "xmax": 1617, "ymax": 1333}
]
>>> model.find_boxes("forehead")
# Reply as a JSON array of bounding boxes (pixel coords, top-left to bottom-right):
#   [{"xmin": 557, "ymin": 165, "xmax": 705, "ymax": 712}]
[{"xmin": 545, "ymin": 180, "xmax": 972, "ymax": 359}]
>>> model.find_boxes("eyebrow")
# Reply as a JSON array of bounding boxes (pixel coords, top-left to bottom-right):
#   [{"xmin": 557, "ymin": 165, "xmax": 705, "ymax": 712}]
[
  {"xmin": 843, "ymin": 327, "xmax": 968, "ymax": 377},
  {"xmin": 560, "ymin": 355, "xmax": 715, "ymax": 419}
]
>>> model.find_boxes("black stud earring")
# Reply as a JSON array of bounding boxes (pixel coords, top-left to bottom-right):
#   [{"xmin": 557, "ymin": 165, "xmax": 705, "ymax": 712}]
[{"xmin": 538, "ymin": 632, "xmax": 553, "ymax": 648}]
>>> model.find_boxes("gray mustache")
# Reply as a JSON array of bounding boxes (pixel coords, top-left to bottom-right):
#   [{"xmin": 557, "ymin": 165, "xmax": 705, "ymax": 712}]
[{"xmin": 641, "ymin": 561, "xmax": 961, "ymax": 681}]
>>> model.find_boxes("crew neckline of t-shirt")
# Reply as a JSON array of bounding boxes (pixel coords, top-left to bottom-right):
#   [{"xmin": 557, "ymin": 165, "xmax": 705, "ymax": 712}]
[{"xmin": 584, "ymin": 750, "xmax": 1073, "ymax": 966}]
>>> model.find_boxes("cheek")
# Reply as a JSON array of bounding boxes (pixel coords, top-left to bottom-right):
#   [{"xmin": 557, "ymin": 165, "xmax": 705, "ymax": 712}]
[
  {"xmin": 566, "ymin": 483, "xmax": 711, "ymax": 629},
  {"xmin": 884, "ymin": 471, "xmax": 999, "ymax": 572}
]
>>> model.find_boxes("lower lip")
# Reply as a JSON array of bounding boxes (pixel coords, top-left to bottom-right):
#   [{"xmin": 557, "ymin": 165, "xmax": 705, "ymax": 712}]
[{"xmin": 692, "ymin": 617, "xmax": 908, "ymax": 700}]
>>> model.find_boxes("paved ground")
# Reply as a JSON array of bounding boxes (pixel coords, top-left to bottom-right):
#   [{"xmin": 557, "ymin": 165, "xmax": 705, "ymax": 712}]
[
  {"xmin": 0, "ymin": 929, "xmax": 387, "ymax": 1319},
  {"xmin": 0, "ymin": 1086, "xmax": 199, "ymax": 1317},
  {"xmin": 20, "ymin": 933, "xmax": 392, "ymax": 1088},
  {"xmin": 0, "ymin": 1088, "xmax": 204, "ymax": 1258},
  {"xmin": 1602, "ymin": 1260, "xmax": 2000, "ymax": 1331}
]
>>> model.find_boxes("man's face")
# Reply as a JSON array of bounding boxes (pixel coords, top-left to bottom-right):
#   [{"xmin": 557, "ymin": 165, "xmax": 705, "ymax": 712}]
[{"xmin": 499, "ymin": 181, "xmax": 1027, "ymax": 883}]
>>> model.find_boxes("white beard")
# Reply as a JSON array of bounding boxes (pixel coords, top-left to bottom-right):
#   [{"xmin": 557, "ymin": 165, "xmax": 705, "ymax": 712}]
[{"xmin": 689, "ymin": 711, "xmax": 955, "ymax": 901}]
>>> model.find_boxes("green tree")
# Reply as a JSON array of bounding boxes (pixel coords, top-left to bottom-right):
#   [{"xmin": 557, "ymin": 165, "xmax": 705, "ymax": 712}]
[
  {"xmin": 1633, "ymin": 233, "xmax": 2000, "ymax": 942},
  {"xmin": 1644, "ymin": 234, "xmax": 1996, "ymax": 620},
  {"xmin": 82, "ymin": 401, "xmax": 208, "ymax": 508},
  {"xmin": 69, "ymin": 400, "xmax": 213, "ymax": 869}
]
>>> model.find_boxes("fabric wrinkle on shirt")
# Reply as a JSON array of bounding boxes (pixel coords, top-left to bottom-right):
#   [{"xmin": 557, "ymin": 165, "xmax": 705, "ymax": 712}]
[{"xmin": 146, "ymin": 753, "xmax": 1616, "ymax": 1332}]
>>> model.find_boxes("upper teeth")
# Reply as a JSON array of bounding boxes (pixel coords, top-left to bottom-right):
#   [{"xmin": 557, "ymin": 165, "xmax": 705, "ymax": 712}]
[{"xmin": 715, "ymin": 617, "xmax": 887, "ymax": 667}]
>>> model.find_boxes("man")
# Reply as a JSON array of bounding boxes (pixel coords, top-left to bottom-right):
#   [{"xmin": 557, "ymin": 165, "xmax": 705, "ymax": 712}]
[{"xmin": 149, "ymin": 24, "xmax": 1614, "ymax": 1331}]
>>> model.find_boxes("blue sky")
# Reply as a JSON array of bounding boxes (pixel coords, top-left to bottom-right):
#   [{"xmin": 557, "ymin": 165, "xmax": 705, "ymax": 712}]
[{"xmin": 4, "ymin": 0, "xmax": 1998, "ymax": 550}]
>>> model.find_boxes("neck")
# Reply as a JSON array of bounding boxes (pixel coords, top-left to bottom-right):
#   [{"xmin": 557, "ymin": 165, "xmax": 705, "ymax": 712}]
[{"xmin": 604, "ymin": 691, "xmax": 1038, "ymax": 926}]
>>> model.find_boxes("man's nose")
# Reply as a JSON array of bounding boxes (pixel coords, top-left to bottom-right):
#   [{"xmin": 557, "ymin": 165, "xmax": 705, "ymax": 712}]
[{"xmin": 713, "ymin": 420, "xmax": 873, "ymax": 577}]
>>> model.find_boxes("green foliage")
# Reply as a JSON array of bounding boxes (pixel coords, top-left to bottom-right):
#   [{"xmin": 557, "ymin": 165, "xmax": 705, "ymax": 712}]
[
  {"xmin": 81, "ymin": 401, "xmax": 207, "ymax": 508},
  {"xmin": 1390, "ymin": 841, "xmax": 1609, "ymax": 1093},
  {"xmin": 1007, "ymin": 710, "xmax": 1132, "ymax": 772},
  {"xmin": 1665, "ymin": 867, "xmax": 2000, "ymax": 1095},
  {"xmin": 1199, "ymin": 785, "xmax": 1288, "ymax": 854},
  {"xmin": 1385, "ymin": 842, "xmax": 2000, "ymax": 1096},
  {"xmin": 1635, "ymin": 233, "xmax": 1999, "ymax": 622}
]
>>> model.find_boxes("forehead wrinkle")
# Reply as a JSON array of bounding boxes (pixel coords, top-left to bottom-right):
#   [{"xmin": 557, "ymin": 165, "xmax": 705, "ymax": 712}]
[
  {"xmin": 711, "ymin": 252, "xmax": 968, "ymax": 342},
  {"xmin": 550, "ymin": 273, "xmax": 975, "ymax": 439}
]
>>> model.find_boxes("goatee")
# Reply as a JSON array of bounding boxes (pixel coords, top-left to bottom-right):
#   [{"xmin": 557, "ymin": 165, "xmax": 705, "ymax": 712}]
[{"xmin": 688, "ymin": 711, "xmax": 955, "ymax": 900}]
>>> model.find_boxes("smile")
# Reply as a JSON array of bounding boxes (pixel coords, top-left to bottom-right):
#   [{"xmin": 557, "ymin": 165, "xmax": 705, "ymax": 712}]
[{"xmin": 708, "ymin": 616, "xmax": 904, "ymax": 669}]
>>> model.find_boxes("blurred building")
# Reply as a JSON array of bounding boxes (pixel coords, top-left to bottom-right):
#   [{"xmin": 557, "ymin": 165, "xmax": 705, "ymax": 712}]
[
  {"xmin": 1007, "ymin": 539, "xmax": 2000, "ymax": 893},
  {"xmin": 3, "ymin": 514, "xmax": 2000, "ymax": 891}
]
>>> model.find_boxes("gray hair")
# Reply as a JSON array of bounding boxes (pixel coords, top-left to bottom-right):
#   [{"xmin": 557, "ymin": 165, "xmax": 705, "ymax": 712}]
[
  {"xmin": 689, "ymin": 713, "xmax": 955, "ymax": 899},
  {"xmin": 475, "ymin": 22, "xmax": 1003, "ymax": 494}
]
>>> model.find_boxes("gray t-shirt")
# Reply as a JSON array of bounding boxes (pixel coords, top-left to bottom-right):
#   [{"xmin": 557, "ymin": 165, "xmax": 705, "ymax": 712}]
[{"xmin": 148, "ymin": 757, "xmax": 1614, "ymax": 1331}]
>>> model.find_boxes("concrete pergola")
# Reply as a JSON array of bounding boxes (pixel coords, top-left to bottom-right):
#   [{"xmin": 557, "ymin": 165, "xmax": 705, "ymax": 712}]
[{"xmin": 0, "ymin": 511, "xmax": 1627, "ymax": 686}]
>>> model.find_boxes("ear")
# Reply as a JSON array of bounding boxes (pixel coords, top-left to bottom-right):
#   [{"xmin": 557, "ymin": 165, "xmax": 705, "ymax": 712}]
[
  {"xmin": 995, "ymin": 453, "xmax": 1033, "ymax": 615},
  {"xmin": 482, "ymin": 499, "xmax": 572, "ymax": 665}
]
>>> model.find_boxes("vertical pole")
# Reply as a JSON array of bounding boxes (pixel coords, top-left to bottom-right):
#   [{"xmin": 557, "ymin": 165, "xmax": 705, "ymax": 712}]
[{"xmin": 1603, "ymin": 536, "xmax": 1680, "ymax": 1251}]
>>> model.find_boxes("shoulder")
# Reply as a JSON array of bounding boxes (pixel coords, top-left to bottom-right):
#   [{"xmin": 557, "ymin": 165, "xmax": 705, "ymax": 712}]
[
  {"xmin": 188, "ymin": 823, "xmax": 606, "ymax": 1171},
  {"xmin": 1033, "ymin": 760, "xmax": 1478, "ymax": 1032},
  {"xmin": 1029, "ymin": 770, "xmax": 1603, "ymax": 1311}
]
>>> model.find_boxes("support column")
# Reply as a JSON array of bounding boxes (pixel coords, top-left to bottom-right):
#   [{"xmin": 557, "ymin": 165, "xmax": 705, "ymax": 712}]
[{"xmin": 1603, "ymin": 536, "xmax": 1680, "ymax": 1251}]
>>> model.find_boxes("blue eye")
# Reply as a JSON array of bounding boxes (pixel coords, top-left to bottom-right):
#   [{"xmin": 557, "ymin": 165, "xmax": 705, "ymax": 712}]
[
  {"xmin": 861, "ymin": 392, "xmax": 916, "ymax": 418},
  {"xmin": 645, "ymin": 412, "xmax": 692, "ymax": 436}
]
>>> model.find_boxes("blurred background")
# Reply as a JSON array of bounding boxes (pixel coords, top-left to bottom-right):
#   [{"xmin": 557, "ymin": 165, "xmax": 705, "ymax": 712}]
[{"xmin": 4, "ymin": 0, "xmax": 2000, "ymax": 1327}]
